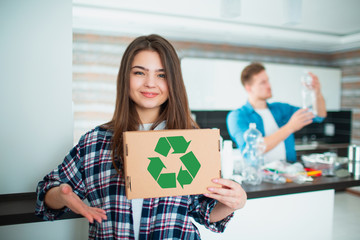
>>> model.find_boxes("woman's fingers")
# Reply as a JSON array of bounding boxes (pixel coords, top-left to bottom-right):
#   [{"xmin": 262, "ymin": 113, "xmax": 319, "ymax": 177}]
[
  {"xmin": 58, "ymin": 184, "xmax": 107, "ymax": 224},
  {"xmin": 205, "ymin": 191, "xmax": 245, "ymax": 210},
  {"xmin": 78, "ymin": 206, "xmax": 107, "ymax": 224},
  {"xmin": 89, "ymin": 208, "xmax": 106, "ymax": 224},
  {"xmin": 94, "ymin": 207, "xmax": 107, "ymax": 215},
  {"xmin": 73, "ymin": 201, "xmax": 108, "ymax": 224},
  {"xmin": 82, "ymin": 211, "xmax": 95, "ymax": 224},
  {"xmin": 92, "ymin": 207, "xmax": 108, "ymax": 221},
  {"xmin": 208, "ymin": 187, "xmax": 233, "ymax": 197},
  {"xmin": 212, "ymin": 178, "xmax": 234, "ymax": 187},
  {"xmin": 205, "ymin": 192, "xmax": 235, "ymax": 204},
  {"xmin": 205, "ymin": 178, "xmax": 247, "ymax": 210}
]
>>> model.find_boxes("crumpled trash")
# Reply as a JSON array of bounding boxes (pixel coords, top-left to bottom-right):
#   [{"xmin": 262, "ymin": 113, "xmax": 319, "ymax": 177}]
[
  {"xmin": 263, "ymin": 160, "xmax": 308, "ymax": 184},
  {"xmin": 262, "ymin": 170, "xmax": 286, "ymax": 184}
]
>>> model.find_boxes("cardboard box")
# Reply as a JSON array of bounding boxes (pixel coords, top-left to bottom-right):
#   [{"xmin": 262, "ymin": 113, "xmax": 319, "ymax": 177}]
[{"xmin": 123, "ymin": 129, "xmax": 221, "ymax": 199}]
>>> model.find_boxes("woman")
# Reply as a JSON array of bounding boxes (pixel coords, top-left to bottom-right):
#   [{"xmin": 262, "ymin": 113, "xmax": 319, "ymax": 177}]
[{"xmin": 36, "ymin": 34, "xmax": 247, "ymax": 239}]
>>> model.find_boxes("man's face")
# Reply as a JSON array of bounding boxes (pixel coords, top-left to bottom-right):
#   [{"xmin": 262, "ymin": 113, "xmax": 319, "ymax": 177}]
[{"xmin": 246, "ymin": 70, "xmax": 272, "ymax": 100}]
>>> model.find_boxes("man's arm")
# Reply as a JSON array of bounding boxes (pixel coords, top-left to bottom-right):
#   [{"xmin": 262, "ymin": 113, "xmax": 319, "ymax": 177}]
[
  {"xmin": 309, "ymin": 72, "xmax": 327, "ymax": 118},
  {"xmin": 263, "ymin": 109, "xmax": 314, "ymax": 153},
  {"xmin": 226, "ymin": 110, "xmax": 249, "ymax": 150}
]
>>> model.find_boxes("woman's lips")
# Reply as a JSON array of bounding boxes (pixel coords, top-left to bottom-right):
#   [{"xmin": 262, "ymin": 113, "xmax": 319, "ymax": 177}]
[{"xmin": 141, "ymin": 92, "xmax": 159, "ymax": 98}]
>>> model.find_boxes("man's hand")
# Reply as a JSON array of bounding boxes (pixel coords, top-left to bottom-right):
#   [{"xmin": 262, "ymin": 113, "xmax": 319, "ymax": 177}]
[
  {"xmin": 308, "ymin": 72, "xmax": 327, "ymax": 118},
  {"xmin": 286, "ymin": 108, "xmax": 314, "ymax": 133},
  {"xmin": 308, "ymin": 72, "xmax": 321, "ymax": 95}
]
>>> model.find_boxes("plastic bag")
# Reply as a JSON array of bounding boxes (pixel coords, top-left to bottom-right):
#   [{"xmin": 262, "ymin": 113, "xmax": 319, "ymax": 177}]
[{"xmin": 263, "ymin": 160, "xmax": 308, "ymax": 184}]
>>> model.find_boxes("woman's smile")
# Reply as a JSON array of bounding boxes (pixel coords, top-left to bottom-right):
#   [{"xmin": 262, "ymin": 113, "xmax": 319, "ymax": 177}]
[{"xmin": 141, "ymin": 91, "xmax": 160, "ymax": 98}]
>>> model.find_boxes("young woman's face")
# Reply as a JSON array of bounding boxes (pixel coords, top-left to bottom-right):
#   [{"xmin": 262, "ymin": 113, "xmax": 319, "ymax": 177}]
[{"xmin": 129, "ymin": 50, "xmax": 169, "ymax": 115}]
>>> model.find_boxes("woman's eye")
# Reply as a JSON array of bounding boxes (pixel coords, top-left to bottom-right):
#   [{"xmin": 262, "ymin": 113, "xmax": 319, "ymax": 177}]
[
  {"xmin": 158, "ymin": 73, "xmax": 166, "ymax": 78},
  {"xmin": 134, "ymin": 71, "xmax": 144, "ymax": 76}
]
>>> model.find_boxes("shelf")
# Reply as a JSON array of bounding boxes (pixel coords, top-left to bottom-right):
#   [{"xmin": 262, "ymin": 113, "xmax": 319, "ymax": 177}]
[
  {"xmin": 1, "ymin": 176, "xmax": 360, "ymax": 226},
  {"xmin": 0, "ymin": 192, "xmax": 81, "ymax": 226}
]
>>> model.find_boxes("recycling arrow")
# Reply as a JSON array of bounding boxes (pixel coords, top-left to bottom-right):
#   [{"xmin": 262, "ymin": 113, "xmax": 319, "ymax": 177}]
[
  {"xmin": 180, "ymin": 151, "xmax": 200, "ymax": 178},
  {"xmin": 155, "ymin": 136, "xmax": 191, "ymax": 157},
  {"xmin": 157, "ymin": 173, "xmax": 176, "ymax": 188},
  {"xmin": 154, "ymin": 137, "xmax": 171, "ymax": 157},
  {"xmin": 147, "ymin": 157, "xmax": 165, "ymax": 180},
  {"xmin": 148, "ymin": 136, "xmax": 201, "ymax": 189},
  {"xmin": 177, "ymin": 166, "xmax": 193, "ymax": 188},
  {"xmin": 167, "ymin": 136, "xmax": 191, "ymax": 154}
]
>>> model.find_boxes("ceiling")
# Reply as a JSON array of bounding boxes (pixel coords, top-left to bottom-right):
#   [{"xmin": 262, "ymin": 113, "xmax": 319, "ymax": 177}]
[{"xmin": 73, "ymin": 0, "xmax": 360, "ymax": 53}]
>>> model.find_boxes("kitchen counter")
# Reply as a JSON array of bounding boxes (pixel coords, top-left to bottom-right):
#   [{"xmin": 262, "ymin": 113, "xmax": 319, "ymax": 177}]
[
  {"xmin": 1, "ymin": 176, "xmax": 359, "ymax": 226},
  {"xmin": 194, "ymin": 176, "xmax": 360, "ymax": 240},
  {"xmin": 243, "ymin": 175, "xmax": 360, "ymax": 198},
  {"xmin": 295, "ymin": 142, "xmax": 348, "ymax": 151}
]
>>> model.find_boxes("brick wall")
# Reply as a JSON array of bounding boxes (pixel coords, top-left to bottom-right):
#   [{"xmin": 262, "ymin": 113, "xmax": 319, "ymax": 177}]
[
  {"xmin": 331, "ymin": 50, "xmax": 360, "ymax": 144},
  {"xmin": 72, "ymin": 33, "xmax": 360, "ymax": 144}
]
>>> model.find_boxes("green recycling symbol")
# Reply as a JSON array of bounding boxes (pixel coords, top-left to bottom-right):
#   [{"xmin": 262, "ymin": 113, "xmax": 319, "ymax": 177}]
[{"xmin": 147, "ymin": 136, "xmax": 201, "ymax": 189}]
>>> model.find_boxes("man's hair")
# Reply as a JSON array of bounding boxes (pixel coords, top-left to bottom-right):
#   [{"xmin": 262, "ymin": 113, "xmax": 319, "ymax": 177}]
[{"xmin": 241, "ymin": 62, "xmax": 265, "ymax": 86}]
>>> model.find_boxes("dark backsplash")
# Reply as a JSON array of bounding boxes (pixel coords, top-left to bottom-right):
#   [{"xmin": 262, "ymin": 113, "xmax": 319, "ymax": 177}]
[
  {"xmin": 192, "ymin": 110, "xmax": 352, "ymax": 145},
  {"xmin": 294, "ymin": 110, "xmax": 352, "ymax": 144},
  {"xmin": 192, "ymin": 111, "xmax": 232, "ymax": 141}
]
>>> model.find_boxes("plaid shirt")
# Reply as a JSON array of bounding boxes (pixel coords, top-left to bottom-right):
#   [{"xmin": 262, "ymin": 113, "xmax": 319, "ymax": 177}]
[{"xmin": 35, "ymin": 126, "xmax": 233, "ymax": 239}]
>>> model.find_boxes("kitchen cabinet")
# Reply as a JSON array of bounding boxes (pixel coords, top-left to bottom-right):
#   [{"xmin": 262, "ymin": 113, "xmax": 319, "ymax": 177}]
[{"xmin": 193, "ymin": 177, "xmax": 360, "ymax": 240}]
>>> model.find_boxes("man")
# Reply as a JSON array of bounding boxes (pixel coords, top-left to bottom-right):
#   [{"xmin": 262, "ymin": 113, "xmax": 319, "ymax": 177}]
[{"xmin": 226, "ymin": 62, "xmax": 327, "ymax": 163}]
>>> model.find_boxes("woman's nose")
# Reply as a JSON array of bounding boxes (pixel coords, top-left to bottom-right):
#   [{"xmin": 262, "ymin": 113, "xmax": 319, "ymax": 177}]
[{"xmin": 144, "ymin": 74, "xmax": 156, "ymax": 87}]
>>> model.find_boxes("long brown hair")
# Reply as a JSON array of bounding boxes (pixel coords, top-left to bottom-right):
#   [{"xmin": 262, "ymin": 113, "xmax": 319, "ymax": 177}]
[{"xmin": 104, "ymin": 34, "xmax": 198, "ymax": 174}]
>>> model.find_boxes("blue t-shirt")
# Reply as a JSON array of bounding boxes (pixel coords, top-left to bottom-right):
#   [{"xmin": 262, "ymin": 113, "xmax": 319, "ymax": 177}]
[{"xmin": 226, "ymin": 101, "xmax": 324, "ymax": 162}]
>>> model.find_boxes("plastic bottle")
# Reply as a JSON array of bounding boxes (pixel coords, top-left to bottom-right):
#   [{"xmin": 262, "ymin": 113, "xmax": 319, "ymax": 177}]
[
  {"xmin": 232, "ymin": 147, "xmax": 243, "ymax": 176},
  {"xmin": 241, "ymin": 123, "xmax": 265, "ymax": 185},
  {"xmin": 301, "ymin": 71, "xmax": 317, "ymax": 115}
]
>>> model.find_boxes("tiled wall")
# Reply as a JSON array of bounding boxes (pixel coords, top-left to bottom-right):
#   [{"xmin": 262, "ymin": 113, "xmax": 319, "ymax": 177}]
[
  {"xmin": 191, "ymin": 111, "xmax": 231, "ymax": 141},
  {"xmin": 72, "ymin": 33, "xmax": 360, "ymax": 144},
  {"xmin": 330, "ymin": 50, "xmax": 360, "ymax": 144},
  {"xmin": 294, "ymin": 111, "xmax": 352, "ymax": 144},
  {"xmin": 192, "ymin": 110, "xmax": 352, "ymax": 147}
]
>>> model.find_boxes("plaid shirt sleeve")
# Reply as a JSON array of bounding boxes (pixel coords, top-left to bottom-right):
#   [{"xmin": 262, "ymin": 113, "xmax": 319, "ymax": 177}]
[
  {"xmin": 35, "ymin": 136, "xmax": 87, "ymax": 221},
  {"xmin": 188, "ymin": 194, "xmax": 234, "ymax": 233}
]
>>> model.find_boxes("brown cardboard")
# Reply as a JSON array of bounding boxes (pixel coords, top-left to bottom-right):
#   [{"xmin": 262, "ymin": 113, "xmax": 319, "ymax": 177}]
[{"xmin": 123, "ymin": 129, "xmax": 221, "ymax": 199}]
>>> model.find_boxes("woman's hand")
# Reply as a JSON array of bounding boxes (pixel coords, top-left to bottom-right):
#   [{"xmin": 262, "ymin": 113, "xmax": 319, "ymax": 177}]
[
  {"xmin": 205, "ymin": 178, "xmax": 247, "ymax": 222},
  {"xmin": 45, "ymin": 184, "xmax": 107, "ymax": 224}
]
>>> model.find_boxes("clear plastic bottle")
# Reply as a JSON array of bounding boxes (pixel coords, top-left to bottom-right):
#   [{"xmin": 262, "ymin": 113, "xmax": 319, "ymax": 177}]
[
  {"xmin": 241, "ymin": 123, "xmax": 265, "ymax": 185},
  {"xmin": 301, "ymin": 71, "xmax": 317, "ymax": 115},
  {"xmin": 232, "ymin": 148, "xmax": 243, "ymax": 176}
]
